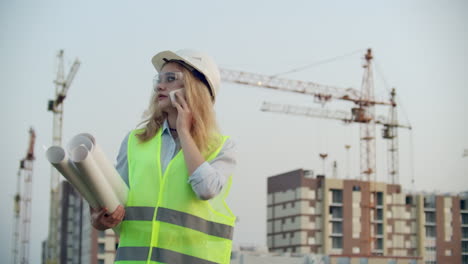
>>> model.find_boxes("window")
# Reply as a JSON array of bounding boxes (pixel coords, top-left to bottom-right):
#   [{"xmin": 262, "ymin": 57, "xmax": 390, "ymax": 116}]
[
  {"xmin": 424, "ymin": 197, "xmax": 436, "ymax": 208},
  {"xmin": 462, "ymin": 255, "xmax": 468, "ymax": 264},
  {"xmin": 331, "ymin": 189, "xmax": 343, "ymax": 203},
  {"xmin": 376, "ymin": 192, "xmax": 383, "ymax": 206},
  {"xmin": 330, "ymin": 207, "xmax": 343, "ymax": 219},
  {"xmin": 98, "ymin": 243, "xmax": 105, "ymax": 254},
  {"xmin": 353, "ymin": 186, "xmax": 361, "ymax": 191},
  {"xmin": 376, "ymin": 209, "xmax": 383, "ymax": 220},
  {"xmin": 405, "ymin": 195, "xmax": 413, "ymax": 205},
  {"xmin": 332, "ymin": 237, "xmax": 343, "ymax": 249},
  {"xmin": 463, "ymin": 227, "xmax": 468, "ymax": 239},
  {"xmin": 462, "ymin": 214, "xmax": 468, "ymax": 225},
  {"xmin": 425, "ymin": 226, "xmax": 436, "ymax": 238},
  {"xmin": 375, "ymin": 238, "xmax": 383, "ymax": 250},
  {"xmin": 462, "ymin": 241, "xmax": 468, "ymax": 251},
  {"xmin": 376, "ymin": 224, "xmax": 383, "ymax": 235},
  {"xmin": 332, "ymin": 222, "xmax": 343, "ymax": 234},
  {"xmin": 337, "ymin": 257, "xmax": 350, "ymax": 264},
  {"xmin": 425, "ymin": 212, "xmax": 436, "ymax": 223},
  {"xmin": 461, "ymin": 200, "xmax": 467, "ymax": 210}
]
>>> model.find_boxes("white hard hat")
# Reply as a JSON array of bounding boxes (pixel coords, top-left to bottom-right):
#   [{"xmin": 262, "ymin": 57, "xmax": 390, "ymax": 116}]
[{"xmin": 151, "ymin": 49, "xmax": 221, "ymax": 101}]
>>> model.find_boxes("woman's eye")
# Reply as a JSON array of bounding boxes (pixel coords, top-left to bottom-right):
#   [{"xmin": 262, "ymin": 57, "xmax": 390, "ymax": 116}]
[{"xmin": 167, "ymin": 76, "xmax": 176, "ymax": 82}]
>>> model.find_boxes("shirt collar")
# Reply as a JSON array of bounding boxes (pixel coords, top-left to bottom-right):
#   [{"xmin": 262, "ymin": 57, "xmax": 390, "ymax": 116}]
[{"xmin": 162, "ymin": 119, "xmax": 171, "ymax": 135}]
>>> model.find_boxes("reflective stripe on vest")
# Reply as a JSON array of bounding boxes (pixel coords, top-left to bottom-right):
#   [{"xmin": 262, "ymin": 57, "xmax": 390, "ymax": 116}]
[
  {"xmin": 116, "ymin": 246, "xmax": 218, "ymax": 264},
  {"xmin": 124, "ymin": 206, "xmax": 155, "ymax": 221},
  {"xmin": 125, "ymin": 206, "xmax": 234, "ymax": 240}
]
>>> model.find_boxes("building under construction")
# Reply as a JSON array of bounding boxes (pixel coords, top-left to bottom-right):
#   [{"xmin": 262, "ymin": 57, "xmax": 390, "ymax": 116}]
[
  {"xmin": 267, "ymin": 169, "xmax": 468, "ymax": 264},
  {"xmin": 41, "ymin": 181, "xmax": 118, "ymax": 264}
]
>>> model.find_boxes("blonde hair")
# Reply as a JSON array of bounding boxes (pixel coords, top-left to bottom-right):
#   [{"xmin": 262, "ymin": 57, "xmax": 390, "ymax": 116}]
[{"xmin": 136, "ymin": 62, "xmax": 221, "ymax": 154}]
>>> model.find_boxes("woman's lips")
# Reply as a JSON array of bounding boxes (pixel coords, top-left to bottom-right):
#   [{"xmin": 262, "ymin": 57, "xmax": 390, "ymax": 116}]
[{"xmin": 157, "ymin": 94, "xmax": 168, "ymax": 100}]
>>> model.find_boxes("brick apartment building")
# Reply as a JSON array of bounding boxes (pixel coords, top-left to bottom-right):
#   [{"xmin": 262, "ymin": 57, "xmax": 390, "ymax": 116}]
[{"xmin": 267, "ymin": 169, "xmax": 468, "ymax": 264}]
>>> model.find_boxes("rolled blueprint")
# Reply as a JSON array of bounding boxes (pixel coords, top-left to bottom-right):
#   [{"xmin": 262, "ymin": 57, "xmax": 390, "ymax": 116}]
[
  {"xmin": 69, "ymin": 133, "xmax": 128, "ymax": 204},
  {"xmin": 46, "ymin": 146, "xmax": 99, "ymax": 208},
  {"xmin": 67, "ymin": 134, "xmax": 93, "ymax": 152},
  {"xmin": 71, "ymin": 145, "xmax": 120, "ymax": 212}
]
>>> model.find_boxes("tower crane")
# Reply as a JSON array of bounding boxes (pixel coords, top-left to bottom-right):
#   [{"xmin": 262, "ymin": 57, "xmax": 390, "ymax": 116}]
[
  {"xmin": 221, "ymin": 49, "xmax": 411, "ymax": 183},
  {"xmin": 46, "ymin": 50, "xmax": 80, "ymax": 264},
  {"xmin": 221, "ymin": 49, "xmax": 412, "ymax": 255},
  {"xmin": 11, "ymin": 127, "xmax": 36, "ymax": 264}
]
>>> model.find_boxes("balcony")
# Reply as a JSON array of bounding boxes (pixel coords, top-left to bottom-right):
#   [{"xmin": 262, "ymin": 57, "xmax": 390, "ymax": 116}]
[
  {"xmin": 424, "ymin": 207, "xmax": 436, "ymax": 212},
  {"xmin": 372, "ymin": 219, "xmax": 384, "ymax": 224},
  {"xmin": 330, "ymin": 201, "xmax": 343, "ymax": 207}
]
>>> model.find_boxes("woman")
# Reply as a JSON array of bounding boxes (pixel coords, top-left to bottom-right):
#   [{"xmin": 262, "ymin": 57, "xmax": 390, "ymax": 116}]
[{"xmin": 91, "ymin": 49, "xmax": 236, "ymax": 264}]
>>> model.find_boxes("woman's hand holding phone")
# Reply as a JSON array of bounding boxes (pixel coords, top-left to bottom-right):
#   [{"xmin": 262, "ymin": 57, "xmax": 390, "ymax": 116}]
[{"xmin": 171, "ymin": 89, "xmax": 193, "ymax": 133}]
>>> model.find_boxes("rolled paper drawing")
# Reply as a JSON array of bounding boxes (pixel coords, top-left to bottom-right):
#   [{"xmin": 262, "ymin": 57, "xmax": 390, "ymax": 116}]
[
  {"xmin": 71, "ymin": 145, "xmax": 120, "ymax": 213},
  {"xmin": 46, "ymin": 146, "xmax": 99, "ymax": 208},
  {"xmin": 70, "ymin": 133, "xmax": 128, "ymax": 204},
  {"xmin": 67, "ymin": 134, "xmax": 93, "ymax": 152}
]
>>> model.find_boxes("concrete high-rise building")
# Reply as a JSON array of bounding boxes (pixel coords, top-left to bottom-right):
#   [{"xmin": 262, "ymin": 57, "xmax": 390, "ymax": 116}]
[
  {"xmin": 45, "ymin": 181, "xmax": 119, "ymax": 264},
  {"xmin": 420, "ymin": 192, "xmax": 468, "ymax": 264},
  {"xmin": 58, "ymin": 181, "xmax": 84, "ymax": 264},
  {"xmin": 267, "ymin": 169, "xmax": 467, "ymax": 264},
  {"xmin": 460, "ymin": 192, "xmax": 468, "ymax": 264}
]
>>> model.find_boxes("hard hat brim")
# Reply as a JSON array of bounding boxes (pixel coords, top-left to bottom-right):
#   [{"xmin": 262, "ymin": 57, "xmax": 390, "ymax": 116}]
[{"xmin": 151, "ymin": 50, "xmax": 188, "ymax": 73}]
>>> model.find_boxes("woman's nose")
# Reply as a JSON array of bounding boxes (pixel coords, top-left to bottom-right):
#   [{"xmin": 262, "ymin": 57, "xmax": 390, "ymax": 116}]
[{"xmin": 156, "ymin": 82, "xmax": 166, "ymax": 91}]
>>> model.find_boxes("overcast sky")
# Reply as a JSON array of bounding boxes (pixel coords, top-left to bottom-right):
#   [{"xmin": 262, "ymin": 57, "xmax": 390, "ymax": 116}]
[{"xmin": 1, "ymin": 0, "xmax": 467, "ymax": 262}]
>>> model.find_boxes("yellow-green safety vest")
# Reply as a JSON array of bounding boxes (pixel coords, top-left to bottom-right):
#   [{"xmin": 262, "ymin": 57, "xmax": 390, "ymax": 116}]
[{"xmin": 115, "ymin": 128, "xmax": 235, "ymax": 264}]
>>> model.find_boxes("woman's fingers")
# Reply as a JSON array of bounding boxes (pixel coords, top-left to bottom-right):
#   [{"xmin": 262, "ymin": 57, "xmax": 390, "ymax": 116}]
[
  {"xmin": 96, "ymin": 207, "xmax": 108, "ymax": 218},
  {"xmin": 104, "ymin": 205, "xmax": 125, "ymax": 226},
  {"xmin": 113, "ymin": 205, "xmax": 125, "ymax": 221}
]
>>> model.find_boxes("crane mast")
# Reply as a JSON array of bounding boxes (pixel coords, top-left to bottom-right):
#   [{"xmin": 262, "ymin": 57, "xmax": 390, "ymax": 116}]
[
  {"xmin": 11, "ymin": 169, "xmax": 21, "ymax": 264},
  {"xmin": 46, "ymin": 50, "xmax": 80, "ymax": 264},
  {"xmin": 11, "ymin": 127, "xmax": 36, "ymax": 264},
  {"xmin": 359, "ymin": 49, "xmax": 377, "ymax": 181},
  {"xmin": 383, "ymin": 88, "xmax": 399, "ymax": 184}
]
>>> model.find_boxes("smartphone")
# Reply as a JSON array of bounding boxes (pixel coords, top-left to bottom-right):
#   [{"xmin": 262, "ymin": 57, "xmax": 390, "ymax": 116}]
[{"xmin": 169, "ymin": 89, "xmax": 185, "ymax": 107}]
